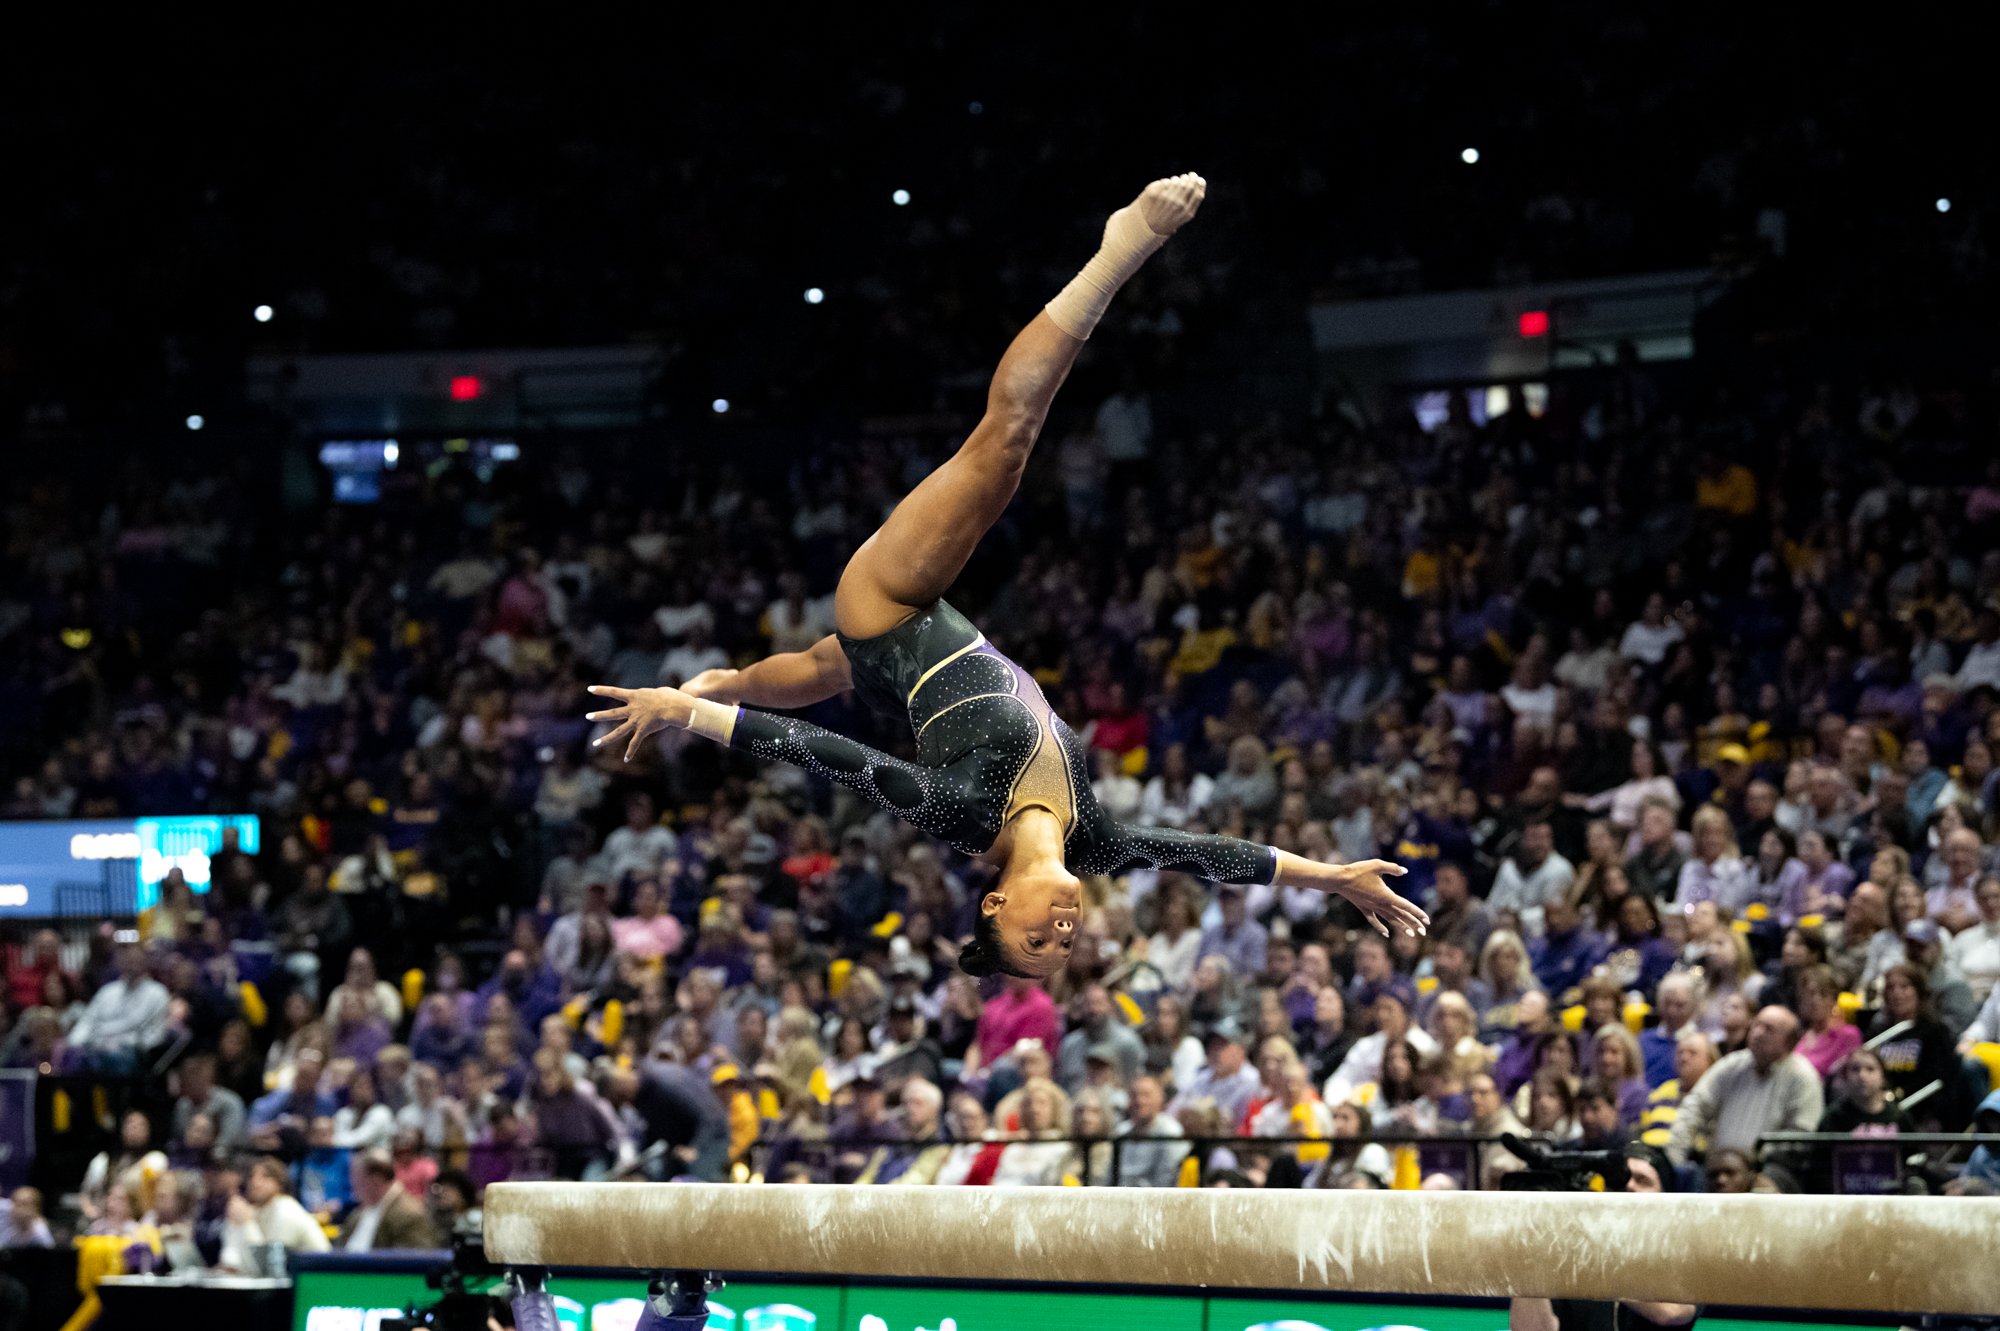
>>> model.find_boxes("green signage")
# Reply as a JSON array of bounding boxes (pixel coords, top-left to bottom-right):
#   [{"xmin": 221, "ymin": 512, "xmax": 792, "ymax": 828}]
[{"xmin": 291, "ymin": 1271, "xmax": 1872, "ymax": 1331}]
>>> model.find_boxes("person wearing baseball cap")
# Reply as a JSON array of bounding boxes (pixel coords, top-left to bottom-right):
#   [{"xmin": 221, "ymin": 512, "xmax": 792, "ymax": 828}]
[
  {"xmin": 1900, "ymin": 918, "xmax": 1979, "ymax": 1035},
  {"xmin": 1166, "ymin": 1015, "xmax": 1261, "ymax": 1124}
]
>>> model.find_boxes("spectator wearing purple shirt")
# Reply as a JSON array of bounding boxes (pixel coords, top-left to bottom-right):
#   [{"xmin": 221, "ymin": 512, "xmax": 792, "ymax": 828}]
[
  {"xmin": 1794, "ymin": 830, "xmax": 1855, "ymax": 919},
  {"xmin": 1743, "ymin": 828, "xmax": 1809, "ymax": 919},
  {"xmin": 1675, "ymin": 807, "xmax": 1751, "ymax": 911},
  {"xmin": 1530, "ymin": 900, "xmax": 1608, "ymax": 998}
]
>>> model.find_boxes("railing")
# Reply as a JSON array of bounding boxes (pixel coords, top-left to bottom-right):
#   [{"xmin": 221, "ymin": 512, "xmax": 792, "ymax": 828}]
[
  {"xmin": 1753, "ymin": 1130, "xmax": 2000, "ymax": 1195},
  {"xmin": 753, "ymin": 1132, "xmax": 1512, "ymax": 1189}
]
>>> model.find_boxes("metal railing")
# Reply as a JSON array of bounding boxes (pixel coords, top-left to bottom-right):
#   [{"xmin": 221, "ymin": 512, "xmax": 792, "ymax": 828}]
[{"xmin": 752, "ymin": 1131, "xmax": 1515, "ymax": 1188}]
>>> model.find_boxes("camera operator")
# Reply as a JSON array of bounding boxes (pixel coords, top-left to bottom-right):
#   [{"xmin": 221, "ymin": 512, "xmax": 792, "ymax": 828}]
[{"xmin": 1508, "ymin": 1143, "xmax": 1698, "ymax": 1331}]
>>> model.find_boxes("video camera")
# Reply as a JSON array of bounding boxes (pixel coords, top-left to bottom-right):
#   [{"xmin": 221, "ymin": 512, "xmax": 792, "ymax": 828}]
[
  {"xmin": 1497, "ymin": 1133, "xmax": 1631, "ymax": 1193},
  {"xmin": 379, "ymin": 1233, "xmax": 519, "ymax": 1331}
]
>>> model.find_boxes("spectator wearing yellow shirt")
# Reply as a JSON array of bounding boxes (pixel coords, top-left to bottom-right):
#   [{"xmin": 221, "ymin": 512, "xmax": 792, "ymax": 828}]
[{"xmin": 1694, "ymin": 448, "xmax": 1758, "ymax": 518}]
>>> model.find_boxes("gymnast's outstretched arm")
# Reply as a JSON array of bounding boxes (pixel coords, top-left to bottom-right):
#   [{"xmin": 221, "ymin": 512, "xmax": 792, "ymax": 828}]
[
  {"xmin": 1075, "ymin": 814, "xmax": 1430, "ymax": 938},
  {"xmin": 584, "ymin": 684, "xmax": 975, "ymax": 845}
]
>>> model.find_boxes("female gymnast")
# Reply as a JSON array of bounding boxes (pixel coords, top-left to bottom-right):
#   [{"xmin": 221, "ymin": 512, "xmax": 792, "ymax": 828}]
[{"xmin": 586, "ymin": 173, "xmax": 1428, "ymax": 978}]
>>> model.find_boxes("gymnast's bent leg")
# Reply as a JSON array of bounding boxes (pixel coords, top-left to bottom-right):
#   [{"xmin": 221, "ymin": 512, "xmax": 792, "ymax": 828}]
[{"xmin": 832, "ymin": 172, "xmax": 1206, "ymax": 641}]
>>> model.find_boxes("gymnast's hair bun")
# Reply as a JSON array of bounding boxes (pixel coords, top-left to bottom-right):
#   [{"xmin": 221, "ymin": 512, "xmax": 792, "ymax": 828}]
[{"xmin": 957, "ymin": 911, "xmax": 1028, "ymax": 979}]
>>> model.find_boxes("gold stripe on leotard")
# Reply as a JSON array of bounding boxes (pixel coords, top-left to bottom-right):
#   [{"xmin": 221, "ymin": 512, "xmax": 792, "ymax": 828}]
[
  {"xmin": 906, "ymin": 632, "xmax": 988, "ymax": 706},
  {"xmin": 1003, "ymin": 702, "xmax": 1078, "ymax": 838}
]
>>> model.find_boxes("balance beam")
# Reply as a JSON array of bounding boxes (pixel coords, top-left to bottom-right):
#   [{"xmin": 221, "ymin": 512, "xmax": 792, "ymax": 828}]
[{"xmin": 484, "ymin": 1183, "xmax": 2000, "ymax": 1315}]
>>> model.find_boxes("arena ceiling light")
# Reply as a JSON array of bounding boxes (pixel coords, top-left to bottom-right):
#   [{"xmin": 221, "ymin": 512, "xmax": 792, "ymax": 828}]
[
  {"xmin": 253, "ymin": 304, "xmax": 274, "ymax": 323},
  {"xmin": 804, "ymin": 287, "xmax": 825, "ymax": 304},
  {"xmin": 712, "ymin": 398, "xmax": 730, "ymax": 414},
  {"xmin": 969, "ymin": 101, "xmax": 983, "ymax": 115},
  {"xmin": 892, "ymin": 188, "xmax": 911, "ymax": 206},
  {"xmin": 185, "ymin": 414, "xmax": 204, "ymax": 430},
  {"xmin": 1937, "ymin": 198, "xmax": 1952, "ymax": 213},
  {"xmin": 1461, "ymin": 147, "xmax": 1480, "ymax": 164}
]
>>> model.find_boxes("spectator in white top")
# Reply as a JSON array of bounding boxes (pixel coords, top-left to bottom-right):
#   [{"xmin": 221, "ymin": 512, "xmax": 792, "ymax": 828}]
[
  {"xmin": 332, "ymin": 1067, "xmax": 398, "ymax": 1152},
  {"xmin": 652, "ymin": 578, "xmax": 715, "ymax": 641},
  {"xmin": 1489, "ymin": 820, "xmax": 1575, "ymax": 938},
  {"xmin": 659, "ymin": 621, "xmax": 728, "ymax": 686},
  {"xmin": 1499, "ymin": 653, "xmax": 1557, "ymax": 730},
  {"xmin": 1664, "ymin": 1006, "xmax": 1823, "ymax": 1164},
  {"xmin": 325, "ymin": 947, "xmax": 403, "ymax": 1028},
  {"xmin": 1094, "ymin": 381, "xmax": 1153, "ymax": 470},
  {"xmin": 765, "ymin": 572, "xmax": 836, "ymax": 655},
  {"xmin": 601, "ymin": 792, "xmax": 678, "ymax": 882},
  {"xmin": 72, "ymin": 942, "xmax": 171, "ymax": 1074},
  {"xmin": 1619, "ymin": 592, "xmax": 1684, "ymax": 667},
  {"xmin": 1144, "ymin": 879, "xmax": 1204, "ymax": 994},
  {"xmin": 220, "ymin": 1157, "xmax": 331, "ymax": 1271},
  {"xmin": 1091, "ymin": 748, "xmax": 1143, "ymax": 825},
  {"xmin": 1946, "ymin": 877, "xmax": 2000, "ymax": 1006},
  {"xmin": 1139, "ymin": 744, "xmax": 1213, "ymax": 829},
  {"xmin": 1927, "ymin": 829, "xmax": 1986, "ymax": 935},
  {"xmin": 1323, "ymin": 991, "xmax": 1439, "ymax": 1105}
]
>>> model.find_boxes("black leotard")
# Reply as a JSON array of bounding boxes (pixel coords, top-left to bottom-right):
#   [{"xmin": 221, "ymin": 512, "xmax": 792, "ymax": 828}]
[{"xmin": 722, "ymin": 600, "xmax": 1277, "ymax": 885}]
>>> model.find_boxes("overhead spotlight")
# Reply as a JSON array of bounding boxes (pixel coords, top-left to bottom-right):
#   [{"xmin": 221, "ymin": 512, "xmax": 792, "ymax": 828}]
[
  {"xmin": 253, "ymin": 304, "xmax": 274, "ymax": 323},
  {"xmin": 185, "ymin": 414, "xmax": 205, "ymax": 431},
  {"xmin": 712, "ymin": 398, "xmax": 730, "ymax": 414},
  {"xmin": 968, "ymin": 101, "xmax": 983, "ymax": 115},
  {"xmin": 1461, "ymin": 147, "xmax": 1480, "ymax": 165},
  {"xmin": 1936, "ymin": 198, "xmax": 1952, "ymax": 213},
  {"xmin": 892, "ymin": 188, "xmax": 911, "ymax": 206},
  {"xmin": 804, "ymin": 287, "xmax": 825, "ymax": 304}
]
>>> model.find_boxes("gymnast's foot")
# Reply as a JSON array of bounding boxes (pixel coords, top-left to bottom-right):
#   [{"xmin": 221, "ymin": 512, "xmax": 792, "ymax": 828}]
[{"xmin": 1134, "ymin": 172, "xmax": 1206, "ymax": 237}]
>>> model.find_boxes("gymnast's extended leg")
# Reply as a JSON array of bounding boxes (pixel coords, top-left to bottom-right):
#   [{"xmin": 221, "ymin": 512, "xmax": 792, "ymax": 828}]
[{"xmin": 833, "ymin": 172, "xmax": 1206, "ymax": 640}]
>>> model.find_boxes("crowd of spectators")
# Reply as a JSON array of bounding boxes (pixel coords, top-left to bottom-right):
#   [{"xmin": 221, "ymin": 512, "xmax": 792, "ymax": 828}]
[
  {"xmin": 0, "ymin": 13, "xmax": 1997, "ymax": 1274},
  {"xmin": 3, "ymin": 315, "xmax": 2000, "ymax": 1272}
]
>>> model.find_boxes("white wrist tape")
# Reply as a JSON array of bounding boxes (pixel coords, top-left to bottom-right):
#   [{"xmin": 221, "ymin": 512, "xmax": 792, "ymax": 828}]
[
  {"xmin": 686, "ymin": 698, "xmax": 738, "ymax": 744},
  {"xmin": 1043, "ymin": 203, "xmax": 1168, "ymax": 341}
]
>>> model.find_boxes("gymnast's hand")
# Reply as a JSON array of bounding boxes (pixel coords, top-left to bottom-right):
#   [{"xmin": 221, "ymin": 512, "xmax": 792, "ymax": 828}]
[
  {"xmin": 1332, "ymin": 859, "xmax": 1428, "ymax": 939},
  {"xmin": 1137, "ymin": 172, "xmax": 1206, "ymax": 236},
  {"xmin": 681, "ymin": 667, "xmax": 742, "ymax": 702},
  {"xmin": 1277, "ymin": 852, "xmax": 1428, "ymax": 939},
  {"xmin": 585, "ymin": 684, "xmax": 696, "ymax": 762}
]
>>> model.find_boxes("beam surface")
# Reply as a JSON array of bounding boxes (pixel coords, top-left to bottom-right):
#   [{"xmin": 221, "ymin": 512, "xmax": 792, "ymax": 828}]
[{"xmin": 484, "ymin": 1183, "xmax": 2000, "ymax": 1315}]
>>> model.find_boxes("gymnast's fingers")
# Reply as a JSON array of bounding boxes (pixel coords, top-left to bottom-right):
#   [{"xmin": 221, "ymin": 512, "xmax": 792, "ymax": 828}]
[
  {"xmin": 594, "ymin": 720, "xmax": 636, "ymax": 752},
  {"xmin": 586, "ymin": 684, "xmax": 633, "ymax": 699},
  {"xmin": 1354, "ymin": 858, "xmax": 1407, "ymax": 877},
  {"xmin": 583, "ymin": 705, "xmax": 630, "ymax": 723},
  {"xmin": 625, "ymin": 715, "xmax": 668, "ymax": 762},
  {"xmin": 1362, "ymin": 910, "xmax": 1389, "ymax": 938}
]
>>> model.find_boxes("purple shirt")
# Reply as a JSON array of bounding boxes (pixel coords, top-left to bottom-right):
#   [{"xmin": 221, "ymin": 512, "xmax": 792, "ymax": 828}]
[
  {"xmin": 1796, "ymin": 862, "xmax": 1855, "ymax": 917},
  {"xmin": 1675, "ymin": 856, "xmax": 1749, "ymax": 911},
  {"xmin": 1198, "ymin": 920, "xmax": 1268, "ymax": 980}
]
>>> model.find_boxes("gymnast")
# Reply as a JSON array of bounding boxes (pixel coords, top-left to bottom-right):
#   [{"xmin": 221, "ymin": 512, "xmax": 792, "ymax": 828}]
[{"xmin": 585, "ymin": 173, "xmax": 1428, "ymax": 978}]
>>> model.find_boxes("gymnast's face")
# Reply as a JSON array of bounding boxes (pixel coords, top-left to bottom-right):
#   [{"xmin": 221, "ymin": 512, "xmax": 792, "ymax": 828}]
[{"xmin": 984, "ymin": 866, "xmax": 1083, "ymax": 977}]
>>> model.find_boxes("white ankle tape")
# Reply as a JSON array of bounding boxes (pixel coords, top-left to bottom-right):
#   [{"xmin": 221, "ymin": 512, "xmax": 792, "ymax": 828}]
[
  {"xmin": 687, "ymin": 698, "xmax": 738, "ymax": 744},
  {"xmin": 1044, "ymin": 204, "xmax": 1167, "ymax": 341}
]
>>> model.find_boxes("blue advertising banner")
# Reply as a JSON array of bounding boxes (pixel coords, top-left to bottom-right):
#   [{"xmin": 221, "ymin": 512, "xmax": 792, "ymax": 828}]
[
  {"xmin": 0, "ymin": 816, "xmax": 259, "ymax": 916},
  {"xmin": 0, "ymin": 819, "xmax": 139, "ymax": 917}
]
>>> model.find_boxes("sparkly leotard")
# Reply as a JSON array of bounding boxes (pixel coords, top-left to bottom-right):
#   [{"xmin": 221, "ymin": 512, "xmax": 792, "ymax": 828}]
[{"xmin": 722, "ymin": 600, "xmax": 1277, "ymax": 884}]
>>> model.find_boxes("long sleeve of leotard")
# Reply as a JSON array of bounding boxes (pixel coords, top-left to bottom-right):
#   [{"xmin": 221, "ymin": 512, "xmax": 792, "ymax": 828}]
[
  {"xmin": 725, "ymin": 708, "xmax": 989, "ymax": 850},
  {"xmin": 1071, "ymin": 820, "xmax": 1278, "ymax": 886}
]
